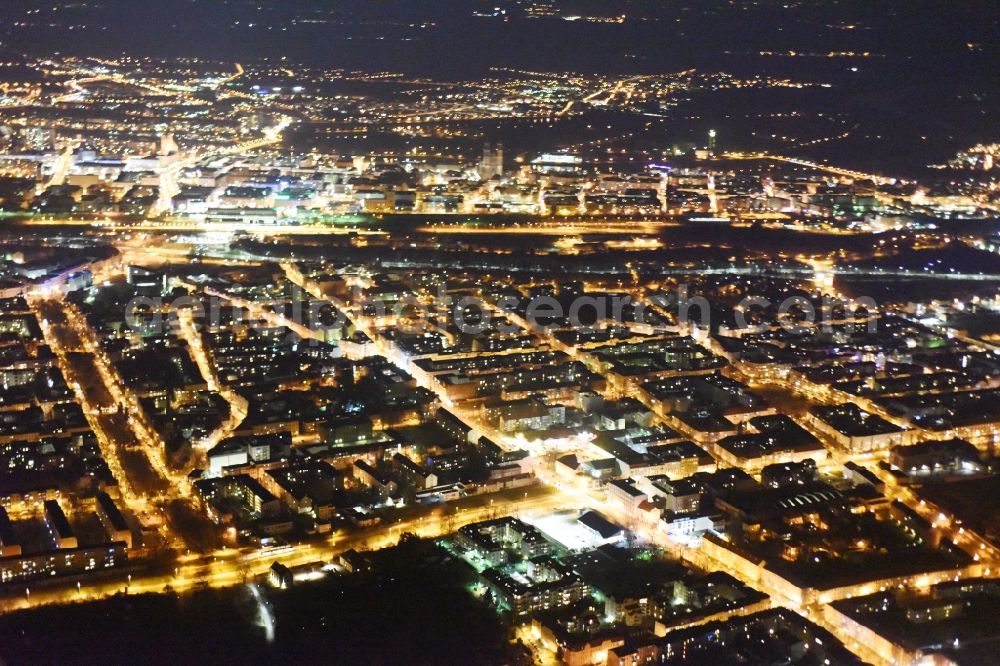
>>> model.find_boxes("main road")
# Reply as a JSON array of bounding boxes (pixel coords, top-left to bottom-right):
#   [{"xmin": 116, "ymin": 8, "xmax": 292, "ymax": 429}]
[{"xmin": 0, "ymin": 484, "xmax": 566, "ymax": 613}]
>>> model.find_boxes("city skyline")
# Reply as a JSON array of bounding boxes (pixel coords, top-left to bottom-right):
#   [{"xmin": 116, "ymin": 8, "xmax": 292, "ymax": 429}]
[{"xmin": 0, "ymin": 2, "xmax": 998, "ymax": 665}]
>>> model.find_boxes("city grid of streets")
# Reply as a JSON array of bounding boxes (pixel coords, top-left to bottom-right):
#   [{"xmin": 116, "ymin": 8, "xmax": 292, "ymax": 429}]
[{"xmin": 0, "ymin": 219, "xmax": 997, "ymax": 666}]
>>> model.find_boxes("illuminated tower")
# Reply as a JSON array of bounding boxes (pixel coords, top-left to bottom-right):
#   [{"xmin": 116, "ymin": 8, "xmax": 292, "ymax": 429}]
[
  {"xmin": 708, "ymin": 129, "xmax": 717, "ymax": 156},
  {"xmin": 658, "ymin": 169, "xmax": 669, "ymax": 213},
  {"xmin": 478, "ymin": 143, "xmax": 504, "ymax": 181},
  {"xmin": 159, "ymin": 132, "xmax": 179, "ymax": 157}
]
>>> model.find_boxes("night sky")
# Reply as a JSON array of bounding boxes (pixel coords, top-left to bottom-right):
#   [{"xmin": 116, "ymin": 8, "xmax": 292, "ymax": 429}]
[{"xmin": 0, "ymin": 1, "xmax": 996, "ymax": 78}]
